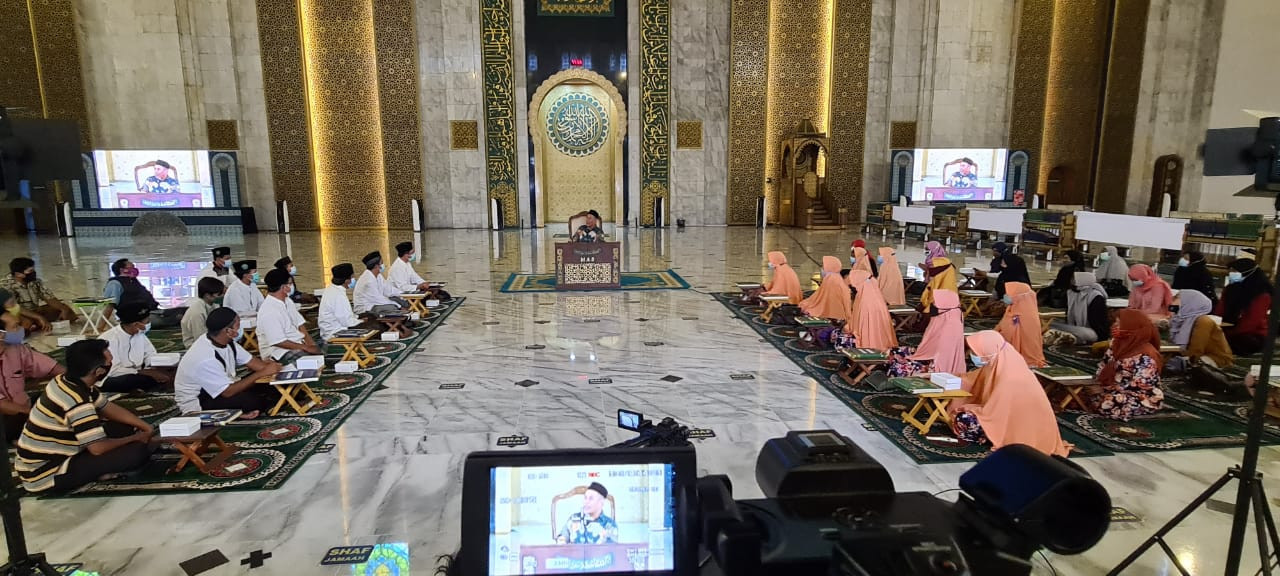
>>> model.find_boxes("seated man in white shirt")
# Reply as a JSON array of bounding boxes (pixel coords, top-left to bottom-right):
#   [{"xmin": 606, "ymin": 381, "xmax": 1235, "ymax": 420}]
[
  {"xmin": 353, "ymin": 251, "xmax": 409, "ymax": 317},
  {"xmin": 174, "ymin": 308, "xmax": 283, "ymax": 419},
  {"xmin": 198, "ymin": 246, "xmax": 232, "ymax": 286},
  {"xmin": 100, "ymin": 303, "xmax": 170, "ymax": 392},
  {"xmin": 181, "ymin": 277, "xmax": 225, "ymax": 348},
  {"xmin": 223, "ymin": 259, "xmax": 265, "ymax": 316},
  {"xmin": 257, "ymin": 269, "xmax": 323, "ymax": 362},
  {"xmin": 318, "ymin": 263, "xmax": 372, "ymax": 340},
  {"xmin": 388, "ymin": 241, "xmax": 453, "ymax": 301}
]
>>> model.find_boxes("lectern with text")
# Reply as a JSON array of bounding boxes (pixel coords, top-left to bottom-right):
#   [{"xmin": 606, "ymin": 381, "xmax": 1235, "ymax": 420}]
[{"xmin": 555, "ymin": 242, "xmax": 621, "ymax": 290}]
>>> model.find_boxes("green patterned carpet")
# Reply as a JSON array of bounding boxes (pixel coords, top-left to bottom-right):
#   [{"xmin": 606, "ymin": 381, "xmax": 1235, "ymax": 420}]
[
  {"xmin": 500, "ymin": 270, "xmax": 689, "ymax": 292},
  {"xmin": 715, "ymin": 293, "xmax": 1280, "ymax": 464},
  {"xmin": 30, "ymin": 298, "xmax": 463, "ymax": 497}
]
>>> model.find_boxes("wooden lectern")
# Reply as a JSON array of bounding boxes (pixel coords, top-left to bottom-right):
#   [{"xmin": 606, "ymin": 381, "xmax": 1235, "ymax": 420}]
[{"xmin": 555, "ymin": 242, "xmax": 621, "ymax": 290}]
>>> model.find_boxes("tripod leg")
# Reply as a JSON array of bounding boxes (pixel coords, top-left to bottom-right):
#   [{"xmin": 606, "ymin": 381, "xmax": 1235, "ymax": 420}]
[
  {"xmin": 1107, "ymin": 471, "xmax": 1237, "ymax": 576},
  {"xmin": 1258, "ymin": 482, "xmax": 1280, "ymax": 568},
  {"xmin": 1253, "ymin": 483, "xmax": 1278, "ymax": 575}
]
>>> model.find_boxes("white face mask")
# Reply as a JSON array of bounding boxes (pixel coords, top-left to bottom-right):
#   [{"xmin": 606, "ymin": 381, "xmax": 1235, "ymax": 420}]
[
  {"xmin": 1177, "ymin": 258, "xmax": 1189, "ymax": 267},
  {"xmin": 970, "ymin": 353, "xmax": 986, "ymax": 368},
  {"xmin": 1227, "ymin": 272, "xmax": 1243, "ymax": 284}
]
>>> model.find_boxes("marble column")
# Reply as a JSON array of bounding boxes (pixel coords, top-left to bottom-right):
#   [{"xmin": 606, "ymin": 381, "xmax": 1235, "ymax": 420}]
[
  {"xmin": 670, "ymin": 0, "xmax": 730, "ymax": 226},
  {"xmin": 862, "ymin": 0, "xmax": 894, "ymax": 214}
]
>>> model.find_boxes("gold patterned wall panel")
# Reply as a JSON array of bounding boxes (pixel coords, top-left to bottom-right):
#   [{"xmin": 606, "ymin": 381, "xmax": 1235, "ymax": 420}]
[
  {"xmin": 1093, "ymin": 0, "xmax": 1149, "ymax": 214},
  {"xmin": 481, "ymin": 0, "xmax": 519, "ymax": 228},
  {"xmin": 451, "ymin": 121, "xmax": 479, "ymax": 150},
  {"xmin": 206, "ymin": 120, "xmax": 240, "ymax": 150},
  {"xmin": 1008, "ymin": 0, "xmax": 1054, "ymax": 199},
  {"xmin": 640, "ymin": 0, "xmax": 670, "ymax": 226},
  {"xmin": 373, "ymin": 0, "xmax": 422, "ymax": 229},
  {"xmin": 300, "ymin": 0, "xmax": 387, "ymax": 230},
  {"xmin": 0, "ymin": 1, "xmax": 42, "ymax": 120},
  {"xmin": 539, "ymin": 0, "xmax": 613, "ymax": 16},
  {"xmin": 763, "ymin": 0, "xmax": 830, "ymax": 223},
  {"xmin": 726, "ymin": 0, "xmax": 769, "ymax": 225},
  {"xmin": 676, "ymin": 121, "xmax": 702, "ymax": 149},
  {"xmin": 257, "ymin": 0, "xmax": 317, "ymax": 230},
  {"xmin": 889, "ymin": 121, "xmax": 916, "ymax": 149},
  {"xmin": 1039, "ymin": 0, "xmax": 1109, "ymax": 206},
  {"xmin": 540, "ymin": 85, "xmax": 616, "ymax": 222},
  {"xmin": 24, "ymin": 0, "xmax": 92, "ymax": 149},
  {"xmin": 826, "ymin": 0, "xmax": 871, "ymax": 217}
]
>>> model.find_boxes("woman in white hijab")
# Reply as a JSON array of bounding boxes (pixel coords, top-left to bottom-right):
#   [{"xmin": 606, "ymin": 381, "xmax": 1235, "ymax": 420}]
[
  {"xmin": 1094, "ymin": 246, "xmax": 1131, "ymax": 297},
  {"xmin": 1045, "ymin": 272, "xmax": 1110, "ymax": 346}
]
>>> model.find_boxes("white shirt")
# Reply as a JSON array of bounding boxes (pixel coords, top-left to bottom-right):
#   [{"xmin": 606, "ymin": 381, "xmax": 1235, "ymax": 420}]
[
  {"xmin": 101, "ymin": 324, "xmax": 157, "ymax": 377},
  {"xmin": 256, "ymin": 295, "xmax": 306, "ymax": 361},
  {"xmin": 353, "ymin": 269, "xmax": 399, "ymax": 314},
  {"xmin": 318, "ymin": 283, "xmax": 360, "ymax": 340},
  {"xmin": 181, "ymin": 297, "xmax": 218, "ymax": 348},
  {"xmin": 223, "ymin": 278, "xmax": 264, "ymax": 316},
  {"xmin": 387, "ymin": 258, "xmax": 425, "ymax": 293},
  {"xmin": 174, "ymin": 335, "xmax": 251, "ymax": 414},
  {"xmin": 199, "ymin": 263, "xmax": 231, "ymax": 286}
]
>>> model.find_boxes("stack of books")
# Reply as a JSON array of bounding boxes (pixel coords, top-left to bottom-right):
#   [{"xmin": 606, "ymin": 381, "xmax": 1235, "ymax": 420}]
[{"xmin": 159, "ymin": 416, "xmax": 201, "ymax": 437}]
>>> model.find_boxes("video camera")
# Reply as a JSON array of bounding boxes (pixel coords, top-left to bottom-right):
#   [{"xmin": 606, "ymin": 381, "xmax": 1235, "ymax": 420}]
[{"xmin": 456, "ymin": 414, "xmax": 1110, "ymax": 576}]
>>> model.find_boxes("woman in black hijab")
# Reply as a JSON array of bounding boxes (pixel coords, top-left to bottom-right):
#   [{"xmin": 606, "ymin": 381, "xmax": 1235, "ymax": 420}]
[
  {"xmin": 990, "ymin": 242, "xmax": 1031, "ymax": 299},
  {"xmin": 1040, "ymin": 249, "xmax": 1086, "ymax": 308},
  {"xmin": 1214, "ymin": 258, "xmax": 1272, "ymax": 355},
  {"xmin": 1172, "ymin": 250, "xmax": 1217, "ymax": 306}
]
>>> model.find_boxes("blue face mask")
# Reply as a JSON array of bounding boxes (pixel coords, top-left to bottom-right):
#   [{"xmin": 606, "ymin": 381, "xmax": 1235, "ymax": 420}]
[
  {"xmin": 252, "ymin": 272, "xmax": 261, "ymax": 284},
  {"xmin": 288, "ymin": 284, "xmax": 296, "ymax": 296},
  {"xmin": 1002, "ymin": 295, "xmax": 1013, "ymax": 305},
  {"xmin": 850, "ymin": 257, "xmax": 856, "ymax": 265},
  {"xmin": 1177, "ymin": 258, "xmax": 1189, "ymax": 268},
  {"xmin": 236, "ymin": 323, "xmax": 244, "ymax": 341},
  {"xmin": 970, "ymin": 353, "xmax": 986, "ymax": 368},
  {"xmin": 142, "ymin": 322, "xmax": 152, "ymax": 334},
  {"xmin": 1227, "ymin": 272, "xmax": 1243, "ymax": 284},
  {"xmin": 2, "ymin": 327, "xmax": 25, "ymax": 345},
  {"xmin": 1099, "ymin": 253, "xmax": 1110, "ymax": 262},
  {"xmin": 347, "ymin": 278, "xmax": 356, "ymax": 289},
  {"xmin": 1132, "ymin": 280, "xmax": 1144, "ymax": 287},
  {"xmin": 289, "ymin": 265, "xmax": 298, "ymax": 276}
]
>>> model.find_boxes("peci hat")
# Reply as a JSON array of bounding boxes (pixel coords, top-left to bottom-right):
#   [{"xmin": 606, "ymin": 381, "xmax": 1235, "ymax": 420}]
[
  {"xmin": 395, "ymin": 242, "xmax": 414, "ymax": 256},
  {"xmin": 331, "ymin": 263, "xmax": 354, "ymax": 279},
  {"xmin": 362, "ymin": 251, "xmax": 382, "ymax": 269},
  {"xmin": 586, "ymin": 482, "xmax": 608, "ymax": 499},
  {"xmin": 212, "ymin": 247, "xmax": 231, "ymax": 259},
  {"xmin": 205, "ymin": 307, "xmax": 238, "ymax": 333},
  {"xmin": 116, "ymin": 302, "xmax": 153, "ymax": 324},
  {"xmin": 233, "ymin": 260, "xmax": 257, "ymax": 278}
]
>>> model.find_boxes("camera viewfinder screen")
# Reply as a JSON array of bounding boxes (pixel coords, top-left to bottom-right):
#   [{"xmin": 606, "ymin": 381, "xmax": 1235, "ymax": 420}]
[{"xmin": 488, "ymin": 464, "xmax": 676, "ymax": 575}]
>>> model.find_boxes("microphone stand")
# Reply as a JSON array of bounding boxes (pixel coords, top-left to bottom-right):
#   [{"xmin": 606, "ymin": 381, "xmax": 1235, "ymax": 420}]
[{"xmin": 0, "ymin": 419, "xmax": 59, "ymax": 576}]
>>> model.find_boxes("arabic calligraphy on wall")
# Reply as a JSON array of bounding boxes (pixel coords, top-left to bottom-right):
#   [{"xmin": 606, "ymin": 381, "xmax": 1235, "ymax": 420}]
[{"xmin": 546, "ymin": 93, "xmax": 610, "ymax": 157}]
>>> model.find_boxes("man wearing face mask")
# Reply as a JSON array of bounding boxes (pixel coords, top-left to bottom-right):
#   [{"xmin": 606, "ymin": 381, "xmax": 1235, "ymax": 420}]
[
  {"xmin": 274, "ymin": 256, "xmax": 320, "ymax": 305},
  {"xmin": 15, "ymin": 339, "xmax": 154, "ymax": 494},
  {"xmin": 319, "ymin": 263, "xmax": 369, "ymax": 340},
  {"xmin": 100, "ymin": 303, "xmax": 170, "ymax": 392},
  {"xmin": 353, "ymin": 251, "xmax": 410, "ymax": 316},
  {"xmin": 2, "ymin": 257, "xmax": 75, "ymax": 327},
  {"xmin": 174, "ymin": 308, "xmax": 283, "ymax": 418},
  {"xmin": 199, "ymin": 246, "xmax": 233, "ymax": 286},
  {"xmin": 387, "ymin": 241, "xmax": 452, "ymax": 302},
  {"xmin": 101, "ymin": 259, "xmax": 160, "ymax": 329},
  {"xmin": 1, "ymin": 287, "xmax": 51, "ymax": 340},
  {"xmin": 181, "ymin": 277, "xmax": 226, "ymax": 348},
  {"xmin": 257, "ymin": 269, "xmax": 323, "ymax": 361},
  {"xmin": 0, "ymin": 289, "xmax": 65, "ymax": 439},
  {"xmin": 223, "ymin": 260, "xmax": 264, "ymax": 316}
]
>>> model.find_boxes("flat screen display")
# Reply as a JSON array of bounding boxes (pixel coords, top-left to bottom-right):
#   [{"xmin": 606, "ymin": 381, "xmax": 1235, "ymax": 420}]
[
  {"xmin": 93, "ymin": 150, "xmax": 215, "ymax": 209},
  {"xmin": 487, "ymin": 464, "xmax": 676, "ymax": 575},
  {"xmin": 910, "ymin": 148, "xmax": 1008, "ymax": 202}
]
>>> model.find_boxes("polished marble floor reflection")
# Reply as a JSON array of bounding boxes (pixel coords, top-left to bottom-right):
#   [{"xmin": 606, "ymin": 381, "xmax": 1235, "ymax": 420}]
[{"xmin": 1, "ymin": 227, "xmax": 1278, "ymax": 575}]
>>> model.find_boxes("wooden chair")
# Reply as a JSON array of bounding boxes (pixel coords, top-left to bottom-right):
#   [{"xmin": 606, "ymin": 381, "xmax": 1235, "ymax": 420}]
[
  {"xmin": 549, "ymin": 485, "xmax": 618, "ymax": 540},
  {"xmin": 568, "ymin": 211, "xmax": 591, "ymax": 236}
]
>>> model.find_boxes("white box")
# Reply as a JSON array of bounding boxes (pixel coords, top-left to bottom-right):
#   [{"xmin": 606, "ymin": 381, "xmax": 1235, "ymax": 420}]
[
  {"xmin": 296, "ymin": 355, "xmax": 325, "ymax": 371},
  {"xmin": 381, "ymin": 332, "xmax": 400, "ymax": 341},
  {"xmin": 51, "ymin": 320, "xmax": 71, "ymax": 334},
  {"xmin": 159, "ymin": 417, "xmax": 201, "ymax": 437},
  {"xmin": 425, "ymin": 299, "xmax": 440, "ymax": 308},
  {"xmin": 313, "ymin": 289, "xmax": 326, "ymax": 296},
  {"xmin": 57, "ymin": 336, "xmax": 83, "ymax": 347},
  {"xmin": 930, "ymin": 372, "xmax": 962, "ymax": 391},
  {"xmin": 335, "ymin": 361, "xmax": 358, "ymax": 373},
  {"xmin": 149, "ymin": 353, "xmax": 181, "ymax": 367},
  {"xmin": 409, "ymin": 312, "xmax": 421, "ymax": 321},
  {"xmin": 242, "ymin": 317, "xmax": 256, "ymax": 329}
]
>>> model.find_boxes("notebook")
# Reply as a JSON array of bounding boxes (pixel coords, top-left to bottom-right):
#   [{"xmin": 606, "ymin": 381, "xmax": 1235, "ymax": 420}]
[{"xmin": 271, "ymin": 369, "xmax": 320, "ymax": 385}]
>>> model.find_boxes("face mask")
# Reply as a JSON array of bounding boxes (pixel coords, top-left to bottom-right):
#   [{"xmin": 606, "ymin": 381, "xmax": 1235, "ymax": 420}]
[
  {"xmin": 97, "ymin": 365, "xmax": 112, "ymax": 381},
  {"xmin": 1001, "ymin": 295, "xmax": 1013, "ymax": 305},
  {"xmin": 289, "ymin": 265, "xmax": 298, "ymax": 275},
  {"xmin": 820, "ymin": 271, "xmax": 830, "ymax": 279},
  {"xmin": 970, "ymin": 353, "xmax": 987, "ymax": 368},
  {"xmin": 235, "ymin": 324, "xmax": 244, "ymax": 341},
  {"xmin": 410, "ymin": 253, "xmax": 419, "ymax": 263},
  {"xmin": 252, "ymin": 272, "xmax": 261, "ymax": 284},
  {"xmin": 347, "ymin": 278, "xmax": 357, "ymax": 289},
  {"xmin": 1099, "ymin": 253, "xmax": 1110, "ymax": 262},
  {"xmin": 877, "ymin": 256, "xmax": 884, "ymax": 265},
  {"xmin": 1110, "ymin": 326, "xmax": 1126, "ymax": 340},
  {"xmin": 849, "ymin": 257, "xmax": 856, "ymax": 265},
  {"xmin": 3, "ymin": 327, "xmax": 25, "ymax": 345},
  {"xmin": 288, "ymin": 284, "xmax": 296, "ymax": 296},
  {"xmin": 767, "ymin": 262, "xmax": 775, "ymax": 270},
  {"xmin": 1227, "ymin": 272, "xmax": 1243, "ymax": 284},
  {"xmin": 125, "ymin": 267, "xmax": 139, "ymax": 278},
  {"xmin": 22, "ymin": 271, "xmax": 36, "ymax": 282},
  {"xmin": 1132, "ymin": 280, "xmax": 1144, "ymax": 287},
  {"xmin": 1178, "ymin": 258, "xmax": 1189, "ymax": 267},
  {"xmin": 142, "ymin": 322, "xmax": 152, "ymax": 334}
]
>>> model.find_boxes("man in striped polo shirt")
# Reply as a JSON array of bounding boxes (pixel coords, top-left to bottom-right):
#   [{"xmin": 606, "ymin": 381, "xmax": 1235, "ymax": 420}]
[{"xmin": 16, "ymin": 339, "xmax": 154, "ymax": 494}]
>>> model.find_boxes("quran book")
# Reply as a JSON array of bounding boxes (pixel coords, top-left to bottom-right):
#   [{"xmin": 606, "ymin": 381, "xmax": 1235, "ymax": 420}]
[
  {"xmin": 736, "ymin": 283, "xmax": 763, "ymax": 290},
  {"xmin": 891, "ymin": 377, "xmax": 942, "ymax": 395},
  {"xmin": 271, "ymin": 369, "xmax": 320, "ymax": 385},
  {"xmin": 193, "ymin": 409, "xmax": 242, "ymax": 426},
  {"xmin": 1033, "ymin": 365, "xmax": 1093, "ymax": 381},
  {"xmin": 73, "ymin": 297, "xmax": 113, "ymax": 304},
  {"xmin": 796, "ymin": 316, "xmax": 830, "ymax": 326},
  {"xmin": 844, "ymin": 348, "xmax": 888, "ymax": 361},
  {"xmin": 334, "ymin": 329, "xmax": 374, "ymax": 339}
]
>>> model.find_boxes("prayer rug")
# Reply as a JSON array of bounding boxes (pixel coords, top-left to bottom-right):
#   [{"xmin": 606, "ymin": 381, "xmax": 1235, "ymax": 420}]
[
  {"xmin": 499, "ymin": 270, "xmax": 689, "ymax": 293},
  {"xmin": 30, "ymin": 298, "xmax": 464, "ymax": 497}
]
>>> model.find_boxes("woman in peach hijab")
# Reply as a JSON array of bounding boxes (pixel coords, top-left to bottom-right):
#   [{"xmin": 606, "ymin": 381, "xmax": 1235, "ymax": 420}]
[
  {"xmin": 1126, "ymin": 264, "xmax": 1173, "ymax": 324},
  {"xmin": 763, "ymin": 251, "xmax": 802, "ymax": 304},
  {"xmin": 948, "ymin": 331, "xmax": 1071, "ymax": 457},
  {"xmin": 919, "ymin": 257, "xmax": 958, "ymax": 311},
  {"xmin": 799, "ymin": 256, "xmax": 850, "ymax": 323},
  {"xmin": 837, "ymin": 270, "xmax": 898, "ymax": 350},
  {"xmin": 886, "ymin": 289, "xmax": 965, "ymax": 377},
  {"xmin": 851, "ymin": 246, "xmax": 877, "ymax": 278},
  {"xmin": 877, "ymin": 247, "xmax": 906, "ymax": 306},
  {"xmin": 995, "ymin": 282, "xmax": 1046, "ymax": 367}
]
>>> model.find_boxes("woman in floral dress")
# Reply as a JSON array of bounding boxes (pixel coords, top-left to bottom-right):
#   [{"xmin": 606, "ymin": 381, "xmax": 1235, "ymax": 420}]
[{"xmin": 1087, "ymin": 309, "xmax": 1165, "ymax": 421}]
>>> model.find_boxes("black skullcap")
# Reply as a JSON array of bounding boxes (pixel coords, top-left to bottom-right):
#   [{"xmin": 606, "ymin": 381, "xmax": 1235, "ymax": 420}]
[
  {"xmin": 586, "ymin": 482, "xmax": 608, "ymax": 499},
  {"xmin": 274, "ymin": 256, "xmax": 292, "ymax": 270},
  {"xmin": 116, "ymin": 302, "xmax": 152, "ymax": 324},
  {"xmin": 395, "ymin": 241, "xmax": 413, "ymax": 256},
  {"xmin": 331, "ymin": 263, "xmax": 354, "ymax": 279},
  {"xmin": 155, "ymin": 159, "xmax": 172, "ymax": 169},
  {"xmin": 212, "ymin": 247, "xmax": 231, "ymax": 258},
  {"xmin": 206, "ymin": 307, "xmax": 238, "ymax": 333},
  {"xmin": 992, "ymin": 242, "xmax": 1008, "ymax": 254},
  {"xmin": 588, "ymin": 210, "xmax": 601, "ymax": 220},
  {"xmin": 362, "ymin": 251, "xmax": 382, "ymax": 269},
  {"xmin": 233, "ymin": 260, "xmax": 257, "ymax": 278},
  {"xmin": 264, "ymin": 268, "xmax": 292, "ymax": 292}
]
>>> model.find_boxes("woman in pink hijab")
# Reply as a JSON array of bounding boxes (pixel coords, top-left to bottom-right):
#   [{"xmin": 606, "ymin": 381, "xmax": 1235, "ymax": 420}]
[
  {"xmin": 996, "ymin": 282, "xmax": 1047, "ymax": 367},
  {"xmin": 851, "ymin": 246, "xmax": 876, "ymax": 278},
  {"xmin": 947, "ymin": 331, "xmax": 1072, "ymax": 457},
  {"xmin": 877, "ymin": 247, "xmax": 906, "ymax": 306},
  {"xmin": 763, "ymin": 251, "xmax": 802, "ymax": 304},
  {"xmin": 833, "ymin": 270, "xmax": 898, "ymax": 351},
  {"xmin": 1126, "ymin": 264, "xmax": 1173, "ymax": 323},
  {"xmin": 799, "ymin": 256, "xmax": 851, "ymax": 323},
  {"xmin": 922, "ymin": 241, "xmax": 946, "ymax": 281},
  {"xmin": 885, "ymin": 289, "xmax": 965, "ymax": 377}
]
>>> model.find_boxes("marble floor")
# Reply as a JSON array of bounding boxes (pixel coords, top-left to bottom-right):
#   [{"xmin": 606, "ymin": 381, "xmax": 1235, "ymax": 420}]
[{"xmin": 1, "ymin": 226, "xmax": 1278, "ymax": 575}]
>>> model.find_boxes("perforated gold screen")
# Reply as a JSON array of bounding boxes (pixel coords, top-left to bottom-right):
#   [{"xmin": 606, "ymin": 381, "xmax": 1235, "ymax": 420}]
[
  {"xmin": 1008, "ymin": 0, "xmax": 1054, "ymax": 199},
  {"xmin": 206, "ymin": 120, "xmax": 240, "ymax": 150},
  {"xmin": 257, "ymin": 0, "xmax": 317, "ymax": 229},
  {"xmin": 889, "ymin": 121, "xmax": 917, "ymax": 150},
  {"xmin": 676, "ymin": 121, "xmax": 702, "ymax": 149},
  {"xmin": 825, "ymin": 0, "xmax": 871, "ymax": 216},
  {"xmin": 373, "ymin": 0, "xmax": 423, "ymax": 229},
  {"xmin": 726, "ymin": 0, "xmax": 769, "ymax": 225},
  {"xmin": 762, "ymin": 0, "xmax": 829, "ymax": 223},
  {"xmin": 451, "ymin": 121, "xmax": 479, "ymax": 150}
]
